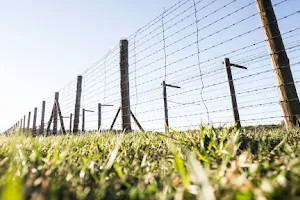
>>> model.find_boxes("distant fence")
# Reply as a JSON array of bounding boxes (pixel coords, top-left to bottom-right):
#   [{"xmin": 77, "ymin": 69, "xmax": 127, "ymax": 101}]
[{"xmin": 5, "ymin": 0, "xmax": 300, "ymax": 134}]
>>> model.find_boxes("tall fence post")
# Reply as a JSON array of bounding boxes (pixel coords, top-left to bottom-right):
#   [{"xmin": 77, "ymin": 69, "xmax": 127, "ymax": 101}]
[
  {"xmin": 40, "ymin": 101, "xmax": 46, "ymax": 135},
  {"xmin": 161, "ymin": 81, "xmax": 180, "ymax": 133},
  {"xmin": 120, "ymin": 39, "xmax": 132, "ymax": 132},
  {"xmin": 256, "ymin": 0, "xmax": 300, "ymax": 129},
  {"xmin": 69, "ymin": 113, "xmax": 73, "ymax": 133},
  {"xmin": 32, "ymin": 107, "xmax": 38, "ymax": 136},
  {"xmin": 23, "ymin": 115, "xmax": 26, "ymax": 133},
  {"xmin": 53, "ymin": 92, "xmax": 59, "ymax": 134},
  {"xmin": 98, "ymin": 103, "xmax": 101, "ymax": 131},
  {"xmin": 20, "ymin": 119, "xmax": 23, "ymax": 131},
  {"xmin": 27, "ymin": 111, "xmax": 31, "ymax": 133},
  {"xmin": 224, "ymin": 58, "xmax": 241, "ymax": 128},
  {"xmin": 82, "ymin": 109, "xmax": 85, "ymax": 132},
  {"xmin": 162, "ymin": 81, "xmax": 169, "ymax": 133},
  {"xmin": 73, "ymin": 75, "xmax": 82, "ymax": 133}
]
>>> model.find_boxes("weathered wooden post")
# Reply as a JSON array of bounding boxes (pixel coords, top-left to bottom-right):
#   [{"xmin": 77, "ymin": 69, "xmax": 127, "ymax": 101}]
[
  {"xmin": 56, "ymin": 99, "xmax": 66, "ymax": 134},
  {"xmin": 98, "ymin": 103, "xmax": 113, "ymax": 131},
  {"xmin": 130, "ymin": 110, "xmax": 145, "ymax": 132},
  {"xmin": 20, "ymin": 119, "xmax": 23, "ymax": 131},
  {"xmin": 162, "ymin": 81, "xmax": 169, "ymax": 133},
  {"xmin": 224, "ymin": 58, "xmax": 241, "ymax": 128},
  {"xmin": 98, "ymin": 103, "xmax": 101, "ymax": 131},
  {"xmin": 46, "ymin": 95, "xmax": 66, "ymax": 135},
  {"xmin": 82, "ymin": 109, "xmax": 94, "ymax": 132},
  {"xmin": 32, "ymin": 107, "xmax": 38, "ymax": 136},
  {"xmin": 256, "ymin": 0, "xmax": 300, "ymax": 129},
  {"xmin": 53, "ymin": 92, "xmax": 59, "ymax": 134},
  {"xmin": 40, "ymin": 101, "xmax": 46, "ymax": 135},
  {"xmin": 82, "ymin": 109, "xmax": 85, "ymax": 132},
  {"xmin": 73, "ymin": 75, "xmax": 82, "ymax": 133},
  {"xmin": 162, "ymin": 81, "xmax": 181, "ymax": 133},
  {"xmin": 69, "ymin": 113, "xmax": 73, "ymax": 133},
  {"xmin": 23, "ymin": 115, "xmax": 26, "ymax": 133},
  {"xmin": 110, "ymin": 108, "xmax": 121, "ymax": 131},
  {"xmin": 27, "ymin": 111, "xmax": 31, "ymax": 133},
  {"xmin": 120, "ymin": 40, "xmax": 132, "ymax": 132}
]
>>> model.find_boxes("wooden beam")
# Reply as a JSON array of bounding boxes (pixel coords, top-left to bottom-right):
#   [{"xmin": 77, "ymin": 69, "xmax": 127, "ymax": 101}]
[
  {"xmin": 130, "ymin": 110, "xmax": 144, "ymax": 132},
  {"xmin": 110, "ymin": 107, "xmax": 121, "ymax": 131},
  {"xmin": 73, "ymin": 76, "xmax": 82, "ymax": 133},
  {"xmin": 120, "ymin": 40, "xmax": 132, "ymax": 132},
  {"xmin": 53, "ymin": 92, "xmax": 59, "ymax": 134},
  {"xmin": 40, "ymin": 101, "xmax": 46, "ymax": 135},
  {"xmin": 256, "ymin": 0, "xmax": 300, "ymax": 129},
  {"xmin": 32, "ymin": 107, "xmax": 38, "ymax": 136},
  {"xmin": 224, "ymin": 58, "xmax": 241, "ymax": 128},
  {"xmin": 162, "ymin": 81, "xmax": 169, "ymax": 133},
  {"xmin": 55, "ymin": 100, "xmax": 66, "ymax": 134}
]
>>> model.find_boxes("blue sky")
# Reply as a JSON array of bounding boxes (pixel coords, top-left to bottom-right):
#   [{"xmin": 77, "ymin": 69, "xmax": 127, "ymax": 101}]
[
  {"xmin": 1, "ymin": 0, "xmax": 300, "ymax": 132},
  {"xmin": 0, "ymin": 0, "xmax": 178, "ymax": 132}
]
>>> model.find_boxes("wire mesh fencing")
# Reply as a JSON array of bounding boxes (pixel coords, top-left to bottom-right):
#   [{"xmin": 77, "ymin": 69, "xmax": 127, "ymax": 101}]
[{"xmin": 6, "ymin": 0, "xmax": 300, "ymax": 134}]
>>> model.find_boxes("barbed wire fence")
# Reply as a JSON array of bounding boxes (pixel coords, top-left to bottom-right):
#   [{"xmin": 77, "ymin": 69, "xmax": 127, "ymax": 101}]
[{"xmin": 5, "ymin": 0, "xmax": 300, "ymax": 135}]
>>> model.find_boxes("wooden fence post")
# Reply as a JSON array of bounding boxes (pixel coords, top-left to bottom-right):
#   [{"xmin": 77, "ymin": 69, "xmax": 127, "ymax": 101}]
[
  {"xmin": 98, "ymin": 103, "xmax": 101, "ymax": 131},
  {"xmin": 256, "ymin": 0, "xmax": 300, "ymax": 129},
  {"xmin": 53, "ymin": 92, "xmax": 59, "ymax": 134},
  {"xmin": 162, "ymin": 81, "xmax": 169, "ymax": 133},
  {"xmin": 23, "ymin": 115, "xmax": 26, "ymax": 132},
  {"xmin": 20, "ymin": 119, "xmax": 23, "ymax": 131},
  {"xmin": 27, "ymin": 111, "xmax": 31, "ymax": 133},
  {"xmin": 98, "ymin": 104, "xmax": 113, "ymax": 131},
  {"xmin": 69, "ymin": 113, "xmax": 73, "ymax": 133},
  {"xmin": 224, "ymin": 58, "xmax": 241, "ymax": 128},
  {"xmin": 120, "ymin": 40, "xmax": 132, "ymax": 132},
  {"xmin": 40, "ymin": 101, "xmax": 46, "ymax": 135},
  {"xmin": 73, "ymin": 75, "xmax": 82, "ymax": 133},
  {"xmin": 161, "ymin": 82, "xmax": 181, "ymax": 133},
  {"xmin": 32, "ymin": 107, "xmax": 38, "ymax": 136},
  {"xmin": 82, "ymin": 109, "xmax": 85, "ymax": 132}
]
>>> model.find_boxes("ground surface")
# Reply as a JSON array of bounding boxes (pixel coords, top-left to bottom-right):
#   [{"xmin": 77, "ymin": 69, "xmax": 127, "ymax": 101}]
[{"xmin": 0, "ymin": 126, "xmax": 300, "ymax": 200}]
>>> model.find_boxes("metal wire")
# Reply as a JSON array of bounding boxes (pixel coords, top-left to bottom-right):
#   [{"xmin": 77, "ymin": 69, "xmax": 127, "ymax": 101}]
[{"xmin": 8, "ymin": 0, "xmax": 300, "ymax": 134}]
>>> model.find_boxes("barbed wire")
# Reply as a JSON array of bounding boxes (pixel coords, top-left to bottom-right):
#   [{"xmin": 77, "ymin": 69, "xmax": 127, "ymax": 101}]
[{"xmin": 7, "ymin": 0, "xmax": 300, "ymax": 134}]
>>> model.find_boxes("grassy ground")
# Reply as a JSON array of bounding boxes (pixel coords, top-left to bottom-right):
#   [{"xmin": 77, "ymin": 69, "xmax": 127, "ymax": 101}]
[{"xmin": 0, "ymin": 126, "xmax": 299, "ymax": 200}]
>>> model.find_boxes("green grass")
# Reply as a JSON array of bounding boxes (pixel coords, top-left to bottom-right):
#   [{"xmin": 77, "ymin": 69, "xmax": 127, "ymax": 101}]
[{"xmin": 0, "ymin": 126, "xmax": 300, "ymax": 200}]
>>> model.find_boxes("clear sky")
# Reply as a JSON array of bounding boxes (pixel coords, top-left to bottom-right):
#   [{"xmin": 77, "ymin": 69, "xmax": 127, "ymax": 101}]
[
  {"xmin": 1, "ymin": 0, "xmax": 300, "ymax": 132},
  {"xmin": 0, "ymin": 0, "xmax": 178, "ymax": 132}
]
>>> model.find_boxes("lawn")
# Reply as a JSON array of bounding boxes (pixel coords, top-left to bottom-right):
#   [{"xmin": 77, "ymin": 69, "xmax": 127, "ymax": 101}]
[{"xmin": 0, "ymin": 126, "xmax": 299, "ymax": 200}]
